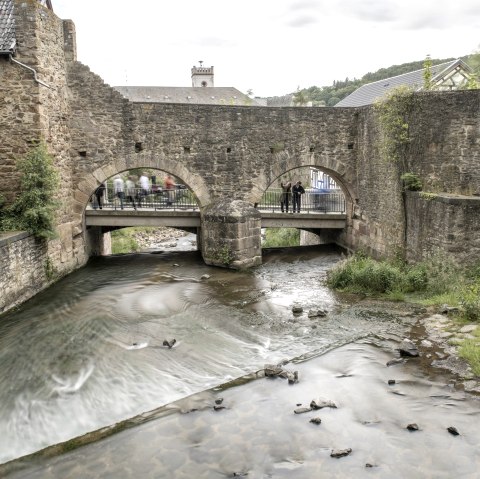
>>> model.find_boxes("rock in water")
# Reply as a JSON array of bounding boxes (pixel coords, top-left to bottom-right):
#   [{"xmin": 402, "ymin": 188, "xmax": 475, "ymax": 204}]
[
  {"xmin": 398, "ymin": 338, "xmax": 419, "ymax": 357},
  {"xmin": 309, "ymin": 417, "xmax": 322, "ymax": 425},
  {"xmin": 406, "ymin": 423, "xmax": 419, "ymax": 431},
  {"xmin": 310, "ymin": 398, "xmax": 337, "ymax": 409},
  {"xmin": 447, "ymin": 426, "xmax": 460, "ymax": 436},
  {"xmin": 162, "ymin": 339, "xmax": 176, "ymax": 349},
  {"xmin": 330, "ymin": 448, "xmax": 352, "ymax": 458},
  {"xmin": 294, "ymin": 407, "xmax": 312, "ymax": 414},
  {"xmin": 386, "ymin": 358, "xmax": 405, "ymax": 367}
]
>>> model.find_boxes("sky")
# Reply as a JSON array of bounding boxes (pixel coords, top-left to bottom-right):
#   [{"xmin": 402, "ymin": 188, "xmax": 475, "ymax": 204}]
[{"xmin": 52, "ymin": 0, "xmax": 480, "ymax": 98}]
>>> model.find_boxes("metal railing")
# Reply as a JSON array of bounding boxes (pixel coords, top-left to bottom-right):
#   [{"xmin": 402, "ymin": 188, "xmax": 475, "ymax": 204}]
[
  {"xmin": 90, "ymin": 186, "xmax": 199, "ymax": 211},
  {"xmin": 257, "ymin": 189, "xmax": 346, "ymax": 213}
]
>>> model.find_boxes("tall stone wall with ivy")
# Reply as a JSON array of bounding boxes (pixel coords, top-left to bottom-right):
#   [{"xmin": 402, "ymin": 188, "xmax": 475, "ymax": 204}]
[{"xmin": 0, "ymin": 1, "xmax": 88, "ymax": 315}]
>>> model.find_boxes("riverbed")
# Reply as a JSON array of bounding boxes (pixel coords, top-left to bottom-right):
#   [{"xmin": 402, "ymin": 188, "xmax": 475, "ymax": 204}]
[{"xmin": 0, "ymin": 245, "xmax": 479, "ymax": 477}]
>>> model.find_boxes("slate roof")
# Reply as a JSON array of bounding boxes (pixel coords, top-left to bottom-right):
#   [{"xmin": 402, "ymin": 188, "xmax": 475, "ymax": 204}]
[
  {"xmin": 0, "ymin": 0, "xmax": 16, "ymax": 54},
  {"xmin": 335, "ymin": 59, "xmax": 470, "ymax": 107},
  {"xmin": 113, "ymin": 86, "xmax": 261, "ymax": 106}
]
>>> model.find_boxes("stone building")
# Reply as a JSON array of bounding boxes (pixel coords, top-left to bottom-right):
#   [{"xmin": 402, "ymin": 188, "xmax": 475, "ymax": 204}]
[{"xmin": 114, "ymin": 62, "xmax": 260, "ymax": 106}]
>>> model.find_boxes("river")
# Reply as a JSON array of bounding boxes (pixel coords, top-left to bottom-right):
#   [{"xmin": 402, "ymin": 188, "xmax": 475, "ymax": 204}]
[{"xmin": 0, "ymin": 244, "xmax": 479, "ymax": 478}]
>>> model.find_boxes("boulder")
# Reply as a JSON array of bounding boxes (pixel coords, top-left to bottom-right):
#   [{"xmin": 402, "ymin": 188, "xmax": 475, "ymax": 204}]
[{"xmin": 398, "ymin": 339, "xmax": 419, "ymax": 357}]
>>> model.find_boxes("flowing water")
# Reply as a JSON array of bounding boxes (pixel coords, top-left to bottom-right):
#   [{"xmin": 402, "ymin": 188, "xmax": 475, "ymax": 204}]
[{"xmin": 0, "ymin": 245, "xmax": 479, "ymax": 478}]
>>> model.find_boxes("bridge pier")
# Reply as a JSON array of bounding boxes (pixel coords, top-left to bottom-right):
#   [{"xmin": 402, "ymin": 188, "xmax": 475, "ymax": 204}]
[{"xmin": 201, "ymin": 200, "xmax": 262, "ymax": 269}]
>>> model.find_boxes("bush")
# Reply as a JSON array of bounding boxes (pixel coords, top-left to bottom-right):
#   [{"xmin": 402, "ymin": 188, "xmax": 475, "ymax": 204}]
[
  {"xmin": 1, "ymin": 143, "xmax": 59, "ymax": 239},
  {"xmin": 262, "ymin": 228, "xmax": 300, "ymax": 248},
  {"xmin": 401, "ymin": 172, "xmax": 422, "ymax": 191}
]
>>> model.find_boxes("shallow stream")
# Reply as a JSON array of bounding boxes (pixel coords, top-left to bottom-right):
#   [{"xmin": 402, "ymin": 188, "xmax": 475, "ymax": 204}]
[{"xmin": 0, "ymin": 245, "xmax": 479, "ymax": 477}]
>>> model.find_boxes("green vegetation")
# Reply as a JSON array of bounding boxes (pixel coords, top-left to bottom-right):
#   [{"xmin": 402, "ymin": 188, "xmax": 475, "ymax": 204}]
[
  {"xmin": 111, "ymin": 227, "xmax": 143, "ymax": 254},
  {"xmin": 0, "ymin": 143, "xmax": 59, "ymax": 239},
  {"xmin": 262, "ymin": 228, "xmax": 300, "ymax": 248},
  {"xmin": 400, "ymin": 172, "xmax": 422, "ymax": 191},
  {"xmin": 374, "ymin": 86, "xmax": 414, "ymax": 166},
  {"xmin": 459, "ymin": 328, "xmax": 480, "ymax": 376},
  {"xmin": 423, "ymin": 55, "xmax": 433, "ymax": 90},
  {"xmin": 327, "ymin": 252, "xmax": 480, "ymax": 373},
  {"xmin": 326, "ymin": 251, "xmax": 479, "ymax": 306},
  {"xmin": 293, "ymin": 57, "xmax": 455, "ymax": 106}
]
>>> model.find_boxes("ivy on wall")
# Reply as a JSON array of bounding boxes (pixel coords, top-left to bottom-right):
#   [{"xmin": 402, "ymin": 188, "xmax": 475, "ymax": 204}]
[
  {"xmin": 373, "ymin": 85, "xmax": 415, "ymax": 169},
  {"xmin": 0, "ymin": 142, "xmax": 59, "ymax": 239}
]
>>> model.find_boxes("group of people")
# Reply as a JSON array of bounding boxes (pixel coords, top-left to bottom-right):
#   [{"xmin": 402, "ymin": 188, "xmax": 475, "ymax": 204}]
[
  {"xmin": 93, "ymin": 173, "xmax": 177, "ymax": 210},
  {"xmin": 280, "ymin": 179, "xmax": 305, "ymax": 213}
]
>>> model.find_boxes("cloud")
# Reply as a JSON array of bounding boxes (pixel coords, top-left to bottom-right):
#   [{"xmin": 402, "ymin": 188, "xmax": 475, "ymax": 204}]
[{"xmin": 286, "ymin": 15, "xmax": 319, "ymax": 28}]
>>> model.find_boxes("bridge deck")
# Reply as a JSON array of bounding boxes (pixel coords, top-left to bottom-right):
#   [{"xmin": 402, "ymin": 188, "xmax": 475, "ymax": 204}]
[{"xmin": 84, "ymin": 208, "xmax": 347, "ymax": 229}]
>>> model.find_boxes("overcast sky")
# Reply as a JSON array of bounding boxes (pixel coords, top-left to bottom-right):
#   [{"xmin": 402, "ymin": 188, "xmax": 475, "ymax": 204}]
[{"xmin": 52, "ymin": 0, "xmax": 480, "ymax": 98}]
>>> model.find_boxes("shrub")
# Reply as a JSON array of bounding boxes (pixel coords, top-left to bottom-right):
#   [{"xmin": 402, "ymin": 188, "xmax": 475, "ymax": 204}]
[
  {"xmin": 400, "ymin": 172, "xmax": 422, "ymax": 191},
  {"xmin": 2, "ymin": 143, "xmax": 59, "ymax": 239}
]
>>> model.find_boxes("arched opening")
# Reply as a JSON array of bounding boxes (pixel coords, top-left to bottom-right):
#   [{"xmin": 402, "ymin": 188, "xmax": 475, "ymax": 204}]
[
  {"xmin": 85, "ymin": 168, "xmax": 201, "ymax": 256},
  {"xmin": 88, "ymin": 168, "xmax": 199, "ymax": 212},
  {"xmin": 258, "ymin": 166, "xmax": 349, "ymax": 249}
]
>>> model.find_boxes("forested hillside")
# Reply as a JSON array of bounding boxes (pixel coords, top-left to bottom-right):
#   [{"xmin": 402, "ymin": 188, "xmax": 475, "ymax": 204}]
[{"xmin": 296, "ymin": 56, "xmax": 474, "ymax": 106}]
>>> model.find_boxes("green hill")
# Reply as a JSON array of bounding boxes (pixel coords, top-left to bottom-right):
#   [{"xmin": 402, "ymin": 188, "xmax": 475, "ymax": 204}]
[{"xmin": 297, "ymin": 55, "xmax": 475, "ymax": 106}]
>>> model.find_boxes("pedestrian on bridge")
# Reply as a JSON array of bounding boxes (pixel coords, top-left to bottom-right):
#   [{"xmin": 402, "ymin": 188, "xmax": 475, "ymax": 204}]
[
  {"xmin": 280, "ymin": 179, "xmax": 292, "ymax": 213},
  {"xmin": 113, "ymin": 175, "xmax": 125, "ymax": 210},
  {"xmin": 164, "ymin": 174, "xmax": 176, "ymax": 207},
  {"xmin": 138, "ymin": 172, "xmax": 151, "ymax": 207},
  {"xmin": 125, "ymin": 176, "xmax": 137, "ymax": 210},
  {"xmin": 94, "ymin": 182, "xmax": 105, "ymax": 209},
  {"xmin": 292, "ymin": 181, "xmax": 305, "ymax": 213}
]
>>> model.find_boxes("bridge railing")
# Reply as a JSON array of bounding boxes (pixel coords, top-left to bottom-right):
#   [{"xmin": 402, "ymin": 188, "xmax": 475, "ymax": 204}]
[
  {"xmin": 258, "ymin": 188, "xmax": 346, "ymax": 213},
  {"xmin": 90, "ymin": 186, "xmax": 199, "ymax": 211}
]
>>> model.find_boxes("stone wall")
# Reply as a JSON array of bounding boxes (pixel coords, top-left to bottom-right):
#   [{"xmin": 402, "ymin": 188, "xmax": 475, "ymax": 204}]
[
  {"xmin": 405, "ymin": 192, "xmax": 480, "ymax": 264},
  {"xmin": 0, "ymin": 232, "xmax": 49, "ymax": 313}
]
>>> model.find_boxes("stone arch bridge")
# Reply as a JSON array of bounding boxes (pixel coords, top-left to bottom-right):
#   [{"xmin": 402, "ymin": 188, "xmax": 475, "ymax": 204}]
[{"xmin": 1, "ymin": 0, "xmax": 480, "ymax": 274}]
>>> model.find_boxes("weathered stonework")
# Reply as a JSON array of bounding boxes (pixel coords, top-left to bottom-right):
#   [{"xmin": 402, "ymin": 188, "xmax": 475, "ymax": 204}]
[
  {"xmin": 1, "ymin": 0, "xmax": 480, "ymax": 314},
  {"xmin": 201, "ymin": 200, "xmax": 262, "ymax": 269}
]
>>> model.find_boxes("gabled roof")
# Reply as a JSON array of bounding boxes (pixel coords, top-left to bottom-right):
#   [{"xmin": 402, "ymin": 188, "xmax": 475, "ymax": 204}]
[
  {"xmin": 113, "ymin": 86, "xmax": 260, "ymax": 106},
  {"xmin": 335, "ymin": 59, "xmax": 471, "ymax": 107},
  {"xmin": 0, "ymin": 0, "xmax": 16, "ymax": 54}
]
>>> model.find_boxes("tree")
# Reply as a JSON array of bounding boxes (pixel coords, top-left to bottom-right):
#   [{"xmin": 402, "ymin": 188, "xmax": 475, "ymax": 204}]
[{"xmin": 423, "ymin": 54, "xmax": 433, "ymax": 90}]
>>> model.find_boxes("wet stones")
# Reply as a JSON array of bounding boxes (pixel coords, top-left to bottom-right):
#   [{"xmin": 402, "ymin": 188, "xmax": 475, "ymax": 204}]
[
  {"xmin": 264, "ymin": 363, "xmax": 299, "ymax": 384},
  {"xmin": 294, "ymin": 407, "xmax": 312, "ymax": 414},
  {"xmin": 386, "ymin": 358, "xmax": 405, "ymax": 367},
  {"xmin": 330, "ymin": 448, "xmax": 352, "ymax": 458},
  {"xmin": 309, "ymin": 417, "xmax": 322, "ymax": 425},
  {"xmin": 447, "ymin": 426, "xmax": 460, "ymax": 436},
  {"xmin": 388, "ymin": 379, "xmax": 396, "ymax": 385},
  {"xmin": 406, "ymin": 423, "xmax": 419, "ymax": 431},
  {"xmin": 162, "ymin": 339, "xmax": 177, "ymax": 349},
  {"xmin": 291, "ymin": 304, "xmax": 303, "ymax": 314},
  {"xmin": 398, "ymin": 338, "xmax": 420, "ymax": 357},
  {"xmin": 310, "ymin": 398, "xmax": 337, "ymax": 410},
  {"xmin": 200, "ymin": 274, "xmax": 210, "ymax": 280},
  {"xmin": 308, "ymin": 308, "xmax": 327, "ymax": 318}
]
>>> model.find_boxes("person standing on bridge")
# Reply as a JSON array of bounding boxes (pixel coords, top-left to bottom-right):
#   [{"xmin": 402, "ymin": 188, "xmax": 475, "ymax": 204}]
[
  {"xmin": 138, "ymin": 172, "xmax": 151, "ymax": 207},
  {"xmin": 113, "ymin": 175, "xmax": 125, "ymax": 210},
  {"xmin": 280, "ymin": 179, "xmax": 292, "ymax": 213},
  {"xmin": 94, "ymin": 182, "xmax": 105, "ymax": 209},
  {"xmin": 164, "ymin": 174, "xmax": 176, "ymax": 207},
  {"xmin": 292, "ymin": 181, "xmax": 305, "ymax": 213},
  {"xmin": 125, "ymin": 176, "xmax": 137, "ymax": 210}
]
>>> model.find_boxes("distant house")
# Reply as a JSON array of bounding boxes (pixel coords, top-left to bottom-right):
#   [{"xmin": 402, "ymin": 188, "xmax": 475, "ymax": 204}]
[
  {"xmin": 335, "ymin": 59, "xmax": 472, "ymax": 107},
  {"xmin": 114, "ymin": 64, "xmax": 260, "ymax": 106}
]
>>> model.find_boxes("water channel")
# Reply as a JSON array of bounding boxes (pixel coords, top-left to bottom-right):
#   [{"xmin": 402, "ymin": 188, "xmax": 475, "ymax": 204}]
[{"xmin": 1, "ymin": 242, "xmax": 479, "ymax": 478}]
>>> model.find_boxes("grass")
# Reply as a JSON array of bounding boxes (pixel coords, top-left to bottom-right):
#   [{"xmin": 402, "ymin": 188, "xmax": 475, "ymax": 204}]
[
  {"xmin": 459, "ymin": 328, "xmax": 480, "ymax": 376},
  {"xmin": 110, "ymin": 227, "xmax": 158, "ymax": 254},
  {"xmin": 326, "ymin": 252, "xmax": 480, "ymax": 377},
  {"xmin": 262, "ymin": 228, "xmax": 300, "ymax": 248}
]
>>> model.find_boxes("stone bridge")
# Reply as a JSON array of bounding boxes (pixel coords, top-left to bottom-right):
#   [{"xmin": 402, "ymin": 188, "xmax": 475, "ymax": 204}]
[{"xmin": 1, "ymin": 1, "xmax": 480, "ymax": 276}]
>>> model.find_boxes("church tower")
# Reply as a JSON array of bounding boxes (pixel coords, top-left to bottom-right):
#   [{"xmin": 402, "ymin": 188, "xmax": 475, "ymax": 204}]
[{"xmin": 191, "ymin": 61, "xmax": 214, "ymax": 87}]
